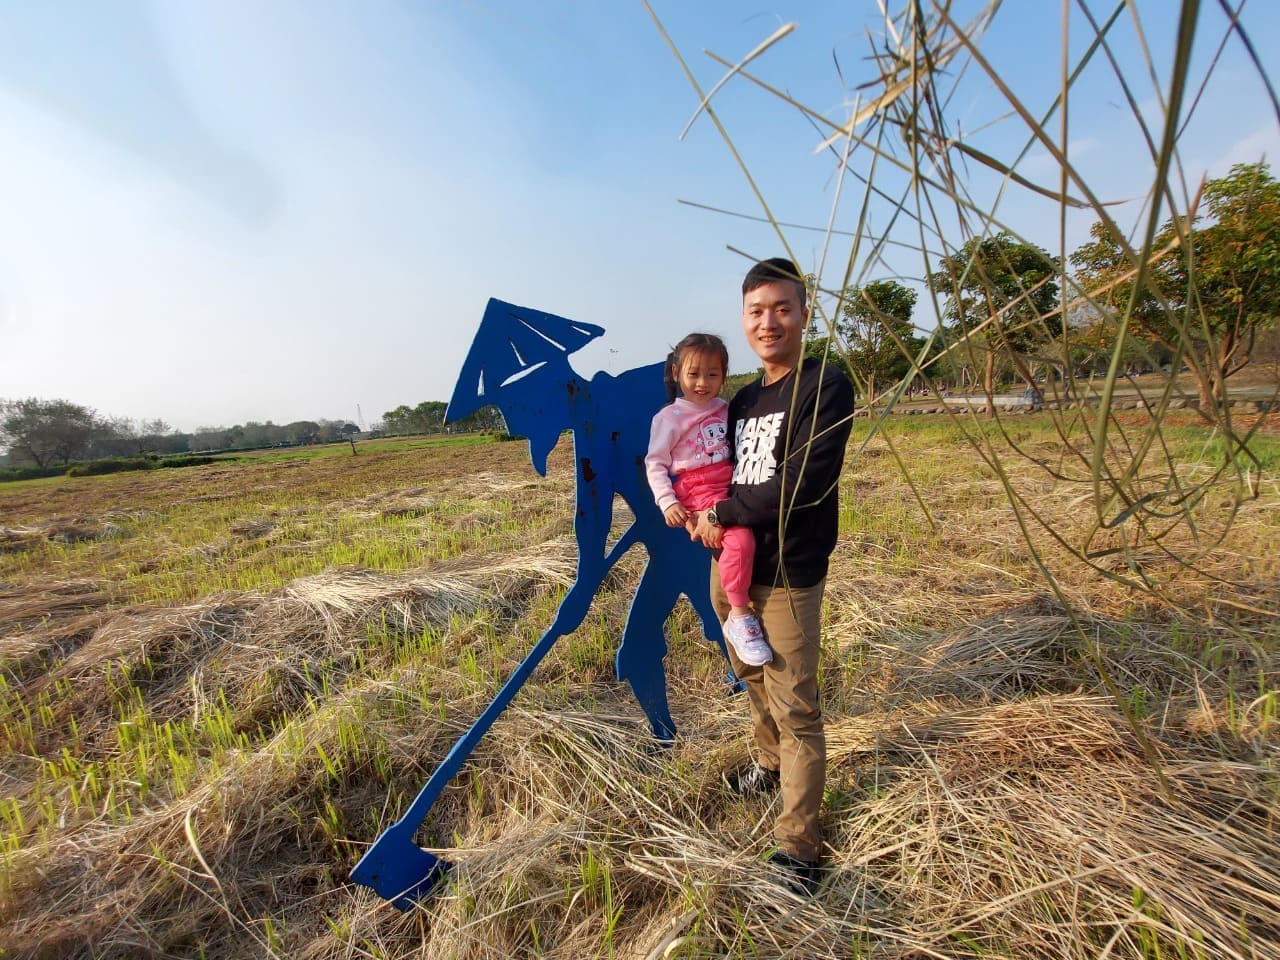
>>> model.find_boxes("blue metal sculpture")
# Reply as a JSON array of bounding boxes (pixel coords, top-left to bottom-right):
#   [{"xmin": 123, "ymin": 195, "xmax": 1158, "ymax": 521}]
[{"xmin": 350, "ymin": 298, "xmax": 736, "ymax": 909}]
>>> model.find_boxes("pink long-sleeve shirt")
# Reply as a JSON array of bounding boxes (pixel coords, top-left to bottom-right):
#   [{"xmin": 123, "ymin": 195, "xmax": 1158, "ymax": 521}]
[{"xmin": 644, "ymin": 397, "xmax": 731, "ymax": 514}]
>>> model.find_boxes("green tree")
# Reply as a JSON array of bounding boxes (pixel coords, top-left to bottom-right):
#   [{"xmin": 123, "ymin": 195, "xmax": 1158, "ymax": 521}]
[
  {"xmin": 381, "ymin": 405, "xmax": 413, "ymax": 436},
  {"xmin": 412, "ymin": 401, "xmax": 448, "ymax": 434},
  {"xmin": 132, "ymin": 418, "xmax": 185, "ymax": 454},
  {"xmin": 315, "ymin": 420, "xmax": 342, "ymax": 443},
  {"xmin": 238, "ymin": 421, "xmax": 282, "ymax": 449},
  {"xmin": 1071, "ymin": 161, "xmax": 1280, "ymax": 413},
  {"xmin": 929, "ymin": 233, "xmax": 1061, "ymax": 409},
  {"xmin": 451, "ymin": 404, "xmax": 507, "ymax": 434},
  {"xmin": 284, "ymin": 421, "xmax": 320, "ymax": 445},
  {"xmin": 835, "ymin": 279, "xmax": 919, "ymax": 405},
  {"xmin": 381, "ymin": 401, "xmax": 448, "ymax": 435},
  {"xmin": 1067, "ymin": 307, "xmax": 1169, "ymax": 379},
  {"xmin": 92, "ymin": 416, "xmax": 141, "ymax": 458},
  {"xmin": 191, "ymin": 426, "xmax": 232, "ymax": 452},
  {"xmin": 0, "ymin": 398, "xmax": 99, "ymax": 467}
]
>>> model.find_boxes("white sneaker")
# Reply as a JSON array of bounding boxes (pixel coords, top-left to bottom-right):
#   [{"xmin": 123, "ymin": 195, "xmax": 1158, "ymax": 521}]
[
  {"xmin": 723, "ymin": 762, "xmax": 780, "ymax": 796},
  {"xmin": 724, "ymin": 614, "xmax": 772, "ymax": 666}
]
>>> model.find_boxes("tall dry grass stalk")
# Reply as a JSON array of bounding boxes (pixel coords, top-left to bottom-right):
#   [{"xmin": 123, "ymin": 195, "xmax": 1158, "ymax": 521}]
[{"xmin": 651, "ymin": 0, "xmax": 1279, "ymax": 613}]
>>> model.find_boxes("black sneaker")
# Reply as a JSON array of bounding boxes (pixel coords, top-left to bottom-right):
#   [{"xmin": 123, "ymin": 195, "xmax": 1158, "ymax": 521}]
[
  {"xmin": 723, "ymin": 762, "xmax": 780, "ymax": 797},
  {"xmin": 768, "ymin": 850, "xmax": 821, "ymax": 896}
]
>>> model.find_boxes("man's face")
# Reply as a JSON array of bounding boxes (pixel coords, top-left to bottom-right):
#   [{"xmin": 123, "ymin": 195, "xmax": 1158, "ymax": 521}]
[{"xmin": 742, "ymin": 279, "xmax": 808, "ymax": 376}]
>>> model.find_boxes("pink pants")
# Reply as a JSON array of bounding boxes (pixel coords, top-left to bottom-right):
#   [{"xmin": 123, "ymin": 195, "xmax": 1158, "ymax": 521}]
[{"xmin": 673, "ymin": 461, "xmax": 754, "ymax": 609}]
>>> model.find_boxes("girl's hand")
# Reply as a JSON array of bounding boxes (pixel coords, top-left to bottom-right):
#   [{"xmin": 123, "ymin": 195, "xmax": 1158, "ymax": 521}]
[{"xmin": 663, "ymin": 504, "xmax": 689, "ymax": 527}]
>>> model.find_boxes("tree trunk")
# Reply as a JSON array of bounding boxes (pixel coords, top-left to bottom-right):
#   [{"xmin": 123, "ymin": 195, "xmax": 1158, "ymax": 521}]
[
  {"xmin": 982, "ymin": 351, "xmax": 996, "ymax": 416},
  {"xmin": 1193, "ymin": 328, "xmax": 1236, "ymax": 416}
]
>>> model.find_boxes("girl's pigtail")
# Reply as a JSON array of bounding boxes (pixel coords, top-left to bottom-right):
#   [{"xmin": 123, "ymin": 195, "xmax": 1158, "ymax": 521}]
[{"xmin": 663, "ymin": 347, "xmax": 681, "ymax": 403}]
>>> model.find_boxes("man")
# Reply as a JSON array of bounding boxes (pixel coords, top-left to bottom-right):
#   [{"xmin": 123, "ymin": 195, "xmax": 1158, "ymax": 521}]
[{"xmin": 690, "ymin": 257, "xmax": 854, "ymax": 894}]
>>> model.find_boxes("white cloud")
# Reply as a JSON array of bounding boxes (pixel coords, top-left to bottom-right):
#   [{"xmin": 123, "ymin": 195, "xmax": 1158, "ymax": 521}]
[{"xmin": 1206, "ymin": 125, "xmax": 1279, "ymax": 179}]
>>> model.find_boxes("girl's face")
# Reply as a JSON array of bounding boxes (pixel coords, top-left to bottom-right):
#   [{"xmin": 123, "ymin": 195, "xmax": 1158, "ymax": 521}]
[{"xmin": 675, "ymin": 349, "xmax": 725, "ymax": 407}]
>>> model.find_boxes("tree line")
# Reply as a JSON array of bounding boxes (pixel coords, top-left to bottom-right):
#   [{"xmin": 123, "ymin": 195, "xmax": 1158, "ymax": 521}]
[
  {"xmin": 0, "ymin": 397, "xmax": 509, "ymax": 471},
  {"xmin": 0, "ymin": 401, "xmax": 365, "ymax": 469},
  {"xmin": 813, "ymin": 161, "xmax": 1280, "ymax": 418},
  {"xmin": 379, "ymin": 401, "xmax": 505, "ymax": 437}
]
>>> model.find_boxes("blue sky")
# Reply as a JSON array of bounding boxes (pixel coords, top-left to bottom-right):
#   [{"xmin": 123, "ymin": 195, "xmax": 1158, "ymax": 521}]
[{"xmin": 1, "ymin": 1, "xmax": 1276, "ymax": 432}]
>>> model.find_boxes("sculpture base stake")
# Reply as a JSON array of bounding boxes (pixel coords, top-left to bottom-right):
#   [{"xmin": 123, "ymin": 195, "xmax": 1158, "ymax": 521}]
[{"xmin": 350, "ymin": 824, "xmax": 452, "ymax": 910}]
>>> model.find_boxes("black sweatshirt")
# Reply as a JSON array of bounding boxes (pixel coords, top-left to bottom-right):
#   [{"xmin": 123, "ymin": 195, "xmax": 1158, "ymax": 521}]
[{"xmin": 715, "ymin": 357, "xmax": 854, "ymax": 589}]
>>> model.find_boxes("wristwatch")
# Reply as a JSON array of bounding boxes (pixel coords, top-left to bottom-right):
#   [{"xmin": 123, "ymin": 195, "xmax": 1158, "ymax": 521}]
[{"xmin": 706, "ymin": 505, "xmax": 722, "ymax": 527}]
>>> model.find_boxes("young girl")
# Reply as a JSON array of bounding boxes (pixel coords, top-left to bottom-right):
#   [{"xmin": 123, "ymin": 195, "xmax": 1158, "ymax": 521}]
[{"xmin": 644, "ymin": 333, "xmax": 771, "ymax": 666}]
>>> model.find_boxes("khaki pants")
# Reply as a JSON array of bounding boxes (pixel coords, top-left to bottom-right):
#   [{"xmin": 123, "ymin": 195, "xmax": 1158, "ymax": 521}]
[{"xmin": 711, "ymin": 560, "xmax": 826, "ymax": 863}]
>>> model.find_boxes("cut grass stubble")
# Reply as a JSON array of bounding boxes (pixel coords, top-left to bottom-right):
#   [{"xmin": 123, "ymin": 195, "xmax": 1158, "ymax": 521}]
[{"xmin": 0, "ymin": 420, "xmax": 1276, "ymax": 958}]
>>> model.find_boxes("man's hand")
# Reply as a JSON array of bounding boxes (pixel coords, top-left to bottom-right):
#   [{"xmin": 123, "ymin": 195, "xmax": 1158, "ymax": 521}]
[
  {"xmin": 663, "ymin": 504, "xmax": 689, "ymax": 528},
  {"xmin": 689, "ymin": 510, "xmax": 724, "ymax": 549}
]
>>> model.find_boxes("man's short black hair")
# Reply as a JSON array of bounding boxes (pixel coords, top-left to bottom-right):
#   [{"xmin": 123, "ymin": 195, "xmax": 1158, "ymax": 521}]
[{"xmin": 742, "ymin": 257, "xmax": 807, "ymax": 307}]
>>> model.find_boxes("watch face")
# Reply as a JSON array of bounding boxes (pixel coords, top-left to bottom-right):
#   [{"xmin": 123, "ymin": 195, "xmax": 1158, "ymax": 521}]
[{"xmin": 707, "ymin": 508, "xmax": 719, "ymax": 527}]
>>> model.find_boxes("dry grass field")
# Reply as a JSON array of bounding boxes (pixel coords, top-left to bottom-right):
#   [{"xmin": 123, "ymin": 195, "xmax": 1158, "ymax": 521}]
[{"xmin": 1, "ymin": 416, "xmax": 1278, "ymax": 959}]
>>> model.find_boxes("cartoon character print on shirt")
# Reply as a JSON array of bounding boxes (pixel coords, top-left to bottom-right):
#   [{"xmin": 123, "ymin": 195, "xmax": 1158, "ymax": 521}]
[
  {"xmin": 701, "ymin": 419, "xmax": 729, "ymax": 465},
  {"xmin": 733, "ymin": 411, "xmax": 784, "ymax": 484},
  {"xmin": 684, "ymin": 416, "xmax": 730, "ymax": 466}
]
